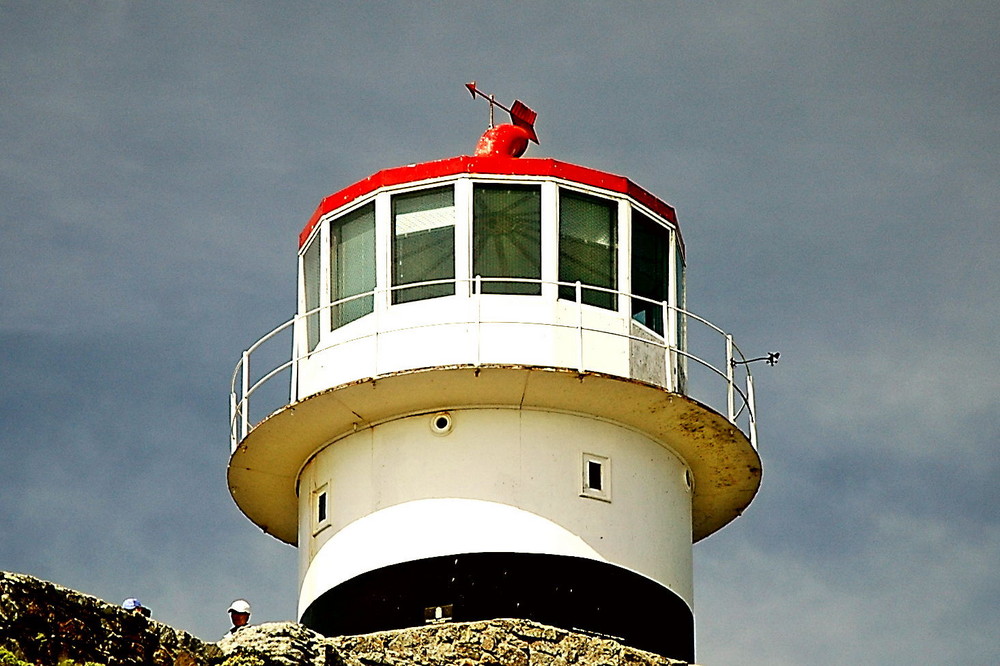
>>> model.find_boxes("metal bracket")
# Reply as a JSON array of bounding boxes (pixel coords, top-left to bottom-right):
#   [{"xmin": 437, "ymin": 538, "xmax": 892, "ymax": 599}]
[{"xmin": 732, "ymin": 352, "xmax": 780, "ymax": 367}]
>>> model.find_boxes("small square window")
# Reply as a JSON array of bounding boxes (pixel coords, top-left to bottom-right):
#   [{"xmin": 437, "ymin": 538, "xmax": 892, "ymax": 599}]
[{"xmin": 581, "ymin": 453, "xmax": 611, "ymax": 502}]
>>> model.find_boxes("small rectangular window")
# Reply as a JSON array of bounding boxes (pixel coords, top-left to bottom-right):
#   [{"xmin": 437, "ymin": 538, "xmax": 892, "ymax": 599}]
[
  {"xmin": 587, "ymin": 460, "xmax": 603, "ymax": 491},
  {"xmin": 581, "ymin": 453, "xmax": 611, "ymax": 501},
  {"xmin": 392, "ymin": 186, "xmax": 455, "ymax": 304},
  {"xmin": 559, "ymin": 190, "xmax": 617, "ymax": 310},
  {"xmin": 317, "ymin": 491, "xmax": 327, "ymax": 523},
  {"xmin": 313, "ymin": 485, "xmax": 330, "ymax": 534}
]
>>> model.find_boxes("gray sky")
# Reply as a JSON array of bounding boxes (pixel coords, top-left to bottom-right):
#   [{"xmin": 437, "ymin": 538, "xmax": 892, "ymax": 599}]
[{"xmin": 1, "ymin": 2, "xmax": 997, "ymax": 663}]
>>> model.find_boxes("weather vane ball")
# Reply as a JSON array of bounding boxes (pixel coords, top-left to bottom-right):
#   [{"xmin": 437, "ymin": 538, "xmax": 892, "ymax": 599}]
[{"xmin": 466, "ymin": 81, "xmax": 538, "ymax": 158}]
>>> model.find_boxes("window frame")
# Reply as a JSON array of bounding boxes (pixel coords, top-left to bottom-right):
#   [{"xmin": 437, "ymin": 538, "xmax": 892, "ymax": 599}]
[
  {"xmin": 390, "ymin": 184, "xmax": 457, "ymax": 304},
  {"xmin": 472, "ymin": 182, "xmax": 543, "ymax": 295},
  {"xmin": 580, "ymin": 452, "xmax": 611, "ymax": 502},
  {"xmin": 329, "ymin": 201, "xmax": 376, "ymax": 330},
  {"xmin": 300, "ymin": 230, "xmax": 322, "ymax": 352},
  {"xmin": 312, "ymin": 483, "xmax": 330, "ymax": 535},
  {"xmin": 630, "ymin": 207, "xmax": 673, "ymax": 336},
  {"xmin": 557, "ymin": 187, "xmax": 619, "ymax": 310}
]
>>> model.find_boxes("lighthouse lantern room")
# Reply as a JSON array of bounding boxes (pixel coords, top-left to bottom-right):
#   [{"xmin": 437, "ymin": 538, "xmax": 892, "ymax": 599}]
[{"xmin": 228, "ymin": 88, "xmax": 762, "ymax": 662}]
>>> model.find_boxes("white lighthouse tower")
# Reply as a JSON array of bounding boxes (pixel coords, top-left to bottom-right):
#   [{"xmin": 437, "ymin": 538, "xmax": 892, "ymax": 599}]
[{"xmin": 227, "ymin": 86, "xmax": 762, "ymax": 662}]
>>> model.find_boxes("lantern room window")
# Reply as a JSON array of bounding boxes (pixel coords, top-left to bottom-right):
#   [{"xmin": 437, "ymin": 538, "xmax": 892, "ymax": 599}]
[
  {"xmin": 473, "ymin": 183, "xmax": 542, "ymax": 295},
  {"xmin": 558, "ymin": 189, "xmax": 617, "ymax": 310},
  {"xmin": 392, "ymin": 186, "xmax": 456, "ymax": 304},
  {"xmin": 631, "ymin": 210, "xmax": 670, "ymax": 335},
  {"xmin": 302, "ymin": 235, "xmax": 321, "ymax": 352},
  {"xmin": 299, "ymin": 175, "xmax": 684, "ymax": 374},
  {"xmin": 330, "ymin": 202, "xmax": 376, "ymax": 329}
]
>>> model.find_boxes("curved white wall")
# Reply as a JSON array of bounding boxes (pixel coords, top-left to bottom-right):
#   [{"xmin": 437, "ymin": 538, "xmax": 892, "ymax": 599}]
[
  {"xmin": 296, "ymin": 295, "xmax": 643, "ymax": 400},
  {"xmin": 296, "ymin": 408, "xmax": 694, "ymax": 616},
  {"xmin": 298, "ymin": 498, "xmax": 605, "ymax": 616}
]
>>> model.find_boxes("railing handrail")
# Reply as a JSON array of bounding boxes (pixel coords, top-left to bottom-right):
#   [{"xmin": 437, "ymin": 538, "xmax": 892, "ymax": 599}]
[
  {"xmin": 231, "ymin": 279, "xmax": 752, "ymax": 376},
  {"xmin": 230, "ymin": 276, "xmax": 757, "ymax": 452}
]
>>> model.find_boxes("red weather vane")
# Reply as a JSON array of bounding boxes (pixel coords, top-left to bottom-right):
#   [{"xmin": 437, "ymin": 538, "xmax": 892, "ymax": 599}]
[{"xmin": 466, "ymin": 82, "xmax": 539, "ymax": 157}]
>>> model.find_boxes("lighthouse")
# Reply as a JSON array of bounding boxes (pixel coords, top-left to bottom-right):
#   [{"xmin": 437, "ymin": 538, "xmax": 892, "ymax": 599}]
[{"xmin": 227, "ymin": 87, "xmax": 762, "ymax": 662}]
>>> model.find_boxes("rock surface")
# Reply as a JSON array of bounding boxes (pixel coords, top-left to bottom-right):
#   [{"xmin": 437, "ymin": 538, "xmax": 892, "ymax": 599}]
[
  {"xmin": 0, "ymin": 571, "xmax": 220, "ymax": 666},
  {"xmin": 2, "ymin": 571, "xmax": 697, "ymax": 666},
  {"xmin": 323, "ymin": 620, "xmax": 696, "ymax": 666}
]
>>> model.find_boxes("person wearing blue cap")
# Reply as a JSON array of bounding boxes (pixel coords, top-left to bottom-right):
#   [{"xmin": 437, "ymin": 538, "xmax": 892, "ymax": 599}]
[{"xmin": 122, "ymin": 598, "xmax": 150, "ymax": 618}]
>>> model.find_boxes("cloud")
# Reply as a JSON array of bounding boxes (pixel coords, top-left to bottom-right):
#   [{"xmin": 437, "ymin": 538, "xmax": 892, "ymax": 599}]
[{"xmin": 697, "ymin": 510, "xmax": 1000, "ymax": 665}]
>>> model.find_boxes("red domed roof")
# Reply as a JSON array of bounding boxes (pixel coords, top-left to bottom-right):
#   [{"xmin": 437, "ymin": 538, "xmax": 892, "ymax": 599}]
[{"xmin": 300, "ymin": 156, "xmax": 680, "ymax": 248}]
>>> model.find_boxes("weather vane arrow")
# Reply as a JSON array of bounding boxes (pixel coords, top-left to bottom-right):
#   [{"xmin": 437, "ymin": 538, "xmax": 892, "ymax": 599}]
[{"xmin": 466, "ymin": 81, "xmax": 538, "ymax": 144}]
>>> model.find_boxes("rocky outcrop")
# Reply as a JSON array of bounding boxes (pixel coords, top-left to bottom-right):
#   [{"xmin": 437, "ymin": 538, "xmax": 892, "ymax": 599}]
[
  {"xmin": 217, "ymin": 620, "xmax": 696, "ymax": 666},
  {"xmin": 0, "ymin": 571, "xmax": 221, "ymax": 666},
  {"xmin": 1, "ymin": 572, "xmax": 696, "ymax": 666},
  {"xmin": 324, "ymin": 620, "xmax": 695, "ymax": 666},
  {"xmin": 217, "ymin": 623, "xmax": 328, "ymax": 666}
]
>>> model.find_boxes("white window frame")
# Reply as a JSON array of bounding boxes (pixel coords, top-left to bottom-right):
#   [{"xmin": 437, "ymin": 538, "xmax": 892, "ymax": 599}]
[
  {"xmin": 581, "ymin": 452, "xmax": 611, "ymax": 502},
  {"xmin": 312, "ymin": 484, "xmax": 331, "ymax": 535}
]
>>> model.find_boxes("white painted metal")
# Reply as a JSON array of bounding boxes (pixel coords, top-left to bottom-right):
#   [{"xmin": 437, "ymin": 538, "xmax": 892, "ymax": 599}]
[
  {"xmin": 229, "ymin": 278, "xmax": 757, "ymax": 452},
  {"xmin": 726, "ymin": 334, "xmax": 735, "ymax": 422}
]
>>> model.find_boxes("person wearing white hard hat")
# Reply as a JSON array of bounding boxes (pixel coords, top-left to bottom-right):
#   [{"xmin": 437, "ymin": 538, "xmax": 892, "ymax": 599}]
[{"xmin": 227, "ymin": 599, "xmax": 252, "ymax": 634}]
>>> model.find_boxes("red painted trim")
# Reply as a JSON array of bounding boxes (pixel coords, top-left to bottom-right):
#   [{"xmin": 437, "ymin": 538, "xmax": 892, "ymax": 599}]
[{"xmin": 299, "ymin": 156, "xmax": 681, "ymax": 250}]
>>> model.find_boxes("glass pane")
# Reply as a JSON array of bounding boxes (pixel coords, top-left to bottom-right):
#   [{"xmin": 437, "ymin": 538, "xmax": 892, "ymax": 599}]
[
  {"xmin": 392, "ymin": 186, "xmax": 455, "ymax": 304},
  {"xmin": 331, "ymin": 203, "xmax": 375, "ymax": 329},
  {"xmin": 473, "ymin": 184, "xmax": 541, "ymax": 295},
  {"xmin": 302, "ymin": 236, "xmax": 321, "ymax": 351},
  {"xmin": 630, "ymin": 211, "xmax": 669, "ymax": 335},
  {"xmin": 559, "ymin": 189, "xmax": 617, "ymax": 309}
]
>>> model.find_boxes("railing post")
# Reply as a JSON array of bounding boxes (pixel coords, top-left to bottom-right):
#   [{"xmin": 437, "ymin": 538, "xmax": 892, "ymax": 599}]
[
  {"xmin": 241, "ymin": 350, "xmax": 250, "ymax": 439},
  {"xmin": 664, "ymin": 299, "xmax": 674, "ymax": 392},
  {"xmin": 725, "ymin": 334, "xmax": 735, "ymax": 423},
  {"xmin": 289, "ymin": 315, "xmax": 299, "ymax": 404},
  {"xmin": 373, "ymin": 286, "xmax": 381, "ymax": 377},
  {"xmin": 576, "ymin": 281, "xmax": 584, "ymax": 372},
  {"xmin": 474, "ymin": 275, "xmax": 482, "ymax": 367},
  {"xmin": 229, "ymin": 391, "xmax": 238, "ymax": 452},
  {"xmin": 746, "ymin": 373, "xmax": 758, "ymax": 449}
]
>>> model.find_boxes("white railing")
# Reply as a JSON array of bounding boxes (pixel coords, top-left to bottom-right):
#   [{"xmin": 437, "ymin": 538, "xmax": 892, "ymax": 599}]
[{"xmin": 230, "ymin": 278, "xmax": 758, "ymax": 452}]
